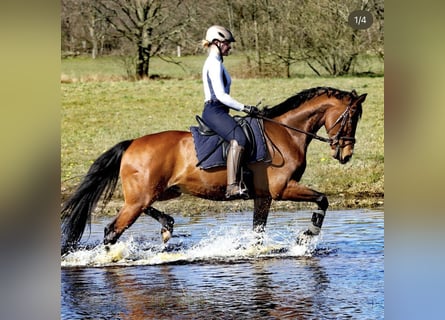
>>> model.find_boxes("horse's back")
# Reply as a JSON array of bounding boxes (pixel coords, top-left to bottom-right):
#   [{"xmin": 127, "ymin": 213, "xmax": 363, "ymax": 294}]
[
  {"xmin": 121, "ymin": 130, "xmax": 195, "ymax": 178},
  {"xmin": 124, "ymin": 130, "xmax": 192, "ymax": 161},
  {"xmin": 132, "ymin": 130, "xmax": 191, "ymax": 148}
]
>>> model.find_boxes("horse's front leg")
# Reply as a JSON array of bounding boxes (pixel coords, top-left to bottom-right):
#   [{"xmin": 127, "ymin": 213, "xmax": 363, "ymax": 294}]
[
  {"xmin": 253, "ymin": 196, "xmax": 272, "ymax": 232},
  {"xmin": 279, "ymin": 180, "xmax": 329, "ymax": 241},
  {"xmin": 252, "ymin": 196, "xmax": 272, "ymax": 246}
]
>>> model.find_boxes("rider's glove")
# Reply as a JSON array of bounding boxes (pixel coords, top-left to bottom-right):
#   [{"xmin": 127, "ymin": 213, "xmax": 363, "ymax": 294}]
[{"xmin": 243, "ymin": 105, "xmax": 260, "ymax": 116}]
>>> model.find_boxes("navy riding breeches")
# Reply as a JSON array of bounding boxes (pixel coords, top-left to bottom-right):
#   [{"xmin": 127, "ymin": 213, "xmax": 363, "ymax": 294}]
[{"xmin": 202, "ymin": 101, "xmax": 247, "ymax": 147}]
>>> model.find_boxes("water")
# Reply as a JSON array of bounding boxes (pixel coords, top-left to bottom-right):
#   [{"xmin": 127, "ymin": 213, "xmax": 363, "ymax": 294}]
[{"xmin": 61, "ymin": 209, "xmax": 384, "ymax": 319}]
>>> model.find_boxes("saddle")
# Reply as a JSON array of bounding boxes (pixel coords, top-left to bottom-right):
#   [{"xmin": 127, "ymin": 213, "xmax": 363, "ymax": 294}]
[
  {"xmin": 195, "ymin": 115, "xmax": 257, "ymax": 162},
  {"xmin": 190, "ymin": 115, "xmax": 268, "ymax": 170}
]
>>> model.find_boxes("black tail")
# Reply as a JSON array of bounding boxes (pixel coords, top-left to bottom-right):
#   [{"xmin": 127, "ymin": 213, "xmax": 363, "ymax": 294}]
[{"xmin": 61, "ymin": 140, "xmax": 133, "ymax": 255}]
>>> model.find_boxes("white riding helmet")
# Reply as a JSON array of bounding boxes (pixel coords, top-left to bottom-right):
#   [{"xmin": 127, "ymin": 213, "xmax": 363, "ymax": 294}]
[{"xmin": 205, "ymin": 25, "xmax": 236, "ymax": 43}]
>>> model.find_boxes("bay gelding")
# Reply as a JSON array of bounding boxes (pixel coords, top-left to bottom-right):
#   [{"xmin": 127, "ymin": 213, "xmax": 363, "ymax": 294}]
[{"xmin": 61, "ymin": 86, "xmax": 366, "ymax": 255}]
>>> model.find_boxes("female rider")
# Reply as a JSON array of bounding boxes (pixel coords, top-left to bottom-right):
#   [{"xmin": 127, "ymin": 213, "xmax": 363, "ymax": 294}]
[{"xmin": 201, "ymin": 25, "xmax": 259, "ymax": 199}]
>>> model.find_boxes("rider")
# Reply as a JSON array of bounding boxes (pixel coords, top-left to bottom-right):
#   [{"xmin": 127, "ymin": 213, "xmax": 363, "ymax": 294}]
[{"xmin": 201, "ymin": 25, "xmax": 260, "ymax": 200}]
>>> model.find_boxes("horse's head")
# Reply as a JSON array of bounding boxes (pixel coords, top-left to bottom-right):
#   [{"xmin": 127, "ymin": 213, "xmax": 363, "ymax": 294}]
[
  {"xmin": 325, "ymin": 90, "xmax": 366, "ymax": 164},
  {"xmin": 261, "ymin": 87, "xmax": 366, "ymax": 164}
]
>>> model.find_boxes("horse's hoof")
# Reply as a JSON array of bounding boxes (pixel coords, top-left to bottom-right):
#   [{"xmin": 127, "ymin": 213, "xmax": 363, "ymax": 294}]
[
  {"xmin": 296, "ymin": 230, "xmax": 313, "ymax": 246},
  {"xmin": 161, "ymin": 228, "xmax": 172, "ymax": 243}
]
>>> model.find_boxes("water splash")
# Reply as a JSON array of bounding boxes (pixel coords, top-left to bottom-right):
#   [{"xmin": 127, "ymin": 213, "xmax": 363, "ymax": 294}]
[{"xmin": 61, "ymin": 226, "xmax": 322, "ymax": 267}]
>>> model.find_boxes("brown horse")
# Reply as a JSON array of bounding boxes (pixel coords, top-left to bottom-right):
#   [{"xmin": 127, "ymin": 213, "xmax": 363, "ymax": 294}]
[{"xmin": 61, "ymin": 86, "xmax": 366, "ymax": 255}]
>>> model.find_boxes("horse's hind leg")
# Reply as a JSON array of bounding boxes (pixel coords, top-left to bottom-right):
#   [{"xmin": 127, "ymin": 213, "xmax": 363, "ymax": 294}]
[
  {"xmin": 103, "ymin": 181, "xmax": 180, "ymax": 245},
  {"xmin": 143, "ymin": 186, "xmax": 181, "ymax": 242},
  {"xmin": 144, "ymin": 207, "xmax": 175, "ymax": 243},
  {"xmin": 104, "ymin": 203, "xmax": 144, "ymax": 245}
]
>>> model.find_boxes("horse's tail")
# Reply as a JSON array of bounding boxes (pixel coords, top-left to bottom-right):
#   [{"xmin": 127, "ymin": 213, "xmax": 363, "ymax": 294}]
[{"xmin": 61, "ymin": 139, "xmax": 133, "ymax": 255}]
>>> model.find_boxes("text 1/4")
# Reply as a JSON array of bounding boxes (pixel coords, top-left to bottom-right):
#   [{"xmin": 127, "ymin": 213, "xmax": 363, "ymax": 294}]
[{"xmin": 348, "ymin": 10, "xmax": 373, "ymax": 30}]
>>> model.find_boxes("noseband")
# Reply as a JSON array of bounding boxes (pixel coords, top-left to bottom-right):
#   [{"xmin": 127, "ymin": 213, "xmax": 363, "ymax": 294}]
[{"xmin": 327, "ymin": 104, "xmax": 355, "ymax": 145}]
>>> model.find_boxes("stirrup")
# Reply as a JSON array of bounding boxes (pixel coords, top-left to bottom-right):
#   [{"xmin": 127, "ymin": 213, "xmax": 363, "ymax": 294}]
[{"xmin": 225, "ymin": 183, "xmax": 249, "ymax": 200}]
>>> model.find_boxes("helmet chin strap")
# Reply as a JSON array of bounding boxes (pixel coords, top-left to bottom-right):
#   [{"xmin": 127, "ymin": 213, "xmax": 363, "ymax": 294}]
[{"xmin": 212, "ymin": 41, "xmax": 224, "ymax": 61}]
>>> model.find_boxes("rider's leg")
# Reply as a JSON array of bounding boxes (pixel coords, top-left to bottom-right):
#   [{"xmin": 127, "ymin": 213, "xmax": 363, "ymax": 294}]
[
  {"xmin": 225, "ymin": 139, "xmax": 249, "ymax": 199},
  {"xmin": 202, "ymin": 101, "xmax": 249, "ymax": 199}
]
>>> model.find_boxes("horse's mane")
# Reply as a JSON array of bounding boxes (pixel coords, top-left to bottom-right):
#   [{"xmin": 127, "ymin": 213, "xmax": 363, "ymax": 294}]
[{"xmin": 262, "ymin": 86, "xmax": 357, "ymax": 118}]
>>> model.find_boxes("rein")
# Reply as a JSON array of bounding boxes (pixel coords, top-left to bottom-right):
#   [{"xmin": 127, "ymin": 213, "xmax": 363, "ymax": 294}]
[
  {"xmin": 257, "ymin": 103, "xmax": 354, "ymax": 146},
  {"xmin": 258, "ymin": 115, "xmax": 332, "ymax": 143}
]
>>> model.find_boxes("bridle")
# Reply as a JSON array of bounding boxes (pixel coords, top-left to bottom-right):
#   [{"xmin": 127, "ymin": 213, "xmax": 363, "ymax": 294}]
[
  {"xmin": 258, "ymin": 103, "xmax": 356, "ymax": 150},
  {"xmin": 324, "ymin": 104, "xmax": 356, "ymax": 159},
  {"xmin": 325, "ymin": 104, "xmax": 356, "ymax": 146}
]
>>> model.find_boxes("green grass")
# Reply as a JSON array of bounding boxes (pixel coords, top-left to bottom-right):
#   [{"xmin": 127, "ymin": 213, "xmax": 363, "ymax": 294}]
[
  {"xmin": 61, "ymin": 56, "xmax": 384, "ymax": 213},
  {"xmin": 61, "ymin": 54, "xmax": 384, "ymax": 80}
]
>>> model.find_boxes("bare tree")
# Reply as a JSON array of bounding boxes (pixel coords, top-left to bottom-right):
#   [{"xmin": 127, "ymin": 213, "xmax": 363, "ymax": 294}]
[
  {"xmin": 228, "ymin": 0, "xmax": 384, "ymax": 77},
  {"xmin": 299, "ymin": 0, "xmax": 383, "ymax": 76},
  {"xmin": 62, "ymin": 0, "xmax": 114, "ymax": 58},
  {"xmin": 265, "ymin": 0, "xmax": 305, "ymax": 78},
  {"xmin": 228, "ymin": 0, "xmax": 279, "ymax": 76},
  {"xmin": 366, "ymin": 0, "xmax": 384, "ymax": 59},
  {"xmin": 84, "ymin": 2, "xmax": 108, "ymax": 59},
  {"xmin": 62, "ymin": 0, "xmax": 384, "ymax": 77},
  {"xmin": 61, "ymin": 0, "xmax": 85, "ymax": 56},
  {"xmin": 94, "ymin": 0, "xmax": 192, "ymax": 79}
]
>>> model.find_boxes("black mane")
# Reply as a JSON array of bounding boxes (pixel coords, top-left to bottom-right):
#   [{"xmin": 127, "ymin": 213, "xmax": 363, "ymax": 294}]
[{"xmin": 262, "ymin": 87, "xmax": 355, "ymax": 118}]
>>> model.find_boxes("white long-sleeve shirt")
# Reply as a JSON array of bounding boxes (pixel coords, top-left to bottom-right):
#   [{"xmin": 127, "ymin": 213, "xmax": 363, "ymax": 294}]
[{"xmin": 202, "ymin": 48, "xmax": 245, "ymax": 111}]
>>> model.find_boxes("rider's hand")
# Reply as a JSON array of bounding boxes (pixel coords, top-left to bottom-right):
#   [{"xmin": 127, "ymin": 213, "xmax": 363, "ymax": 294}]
[{"xmin": 243, "ymin": 105, "xmax": 260, "ymax": 116}]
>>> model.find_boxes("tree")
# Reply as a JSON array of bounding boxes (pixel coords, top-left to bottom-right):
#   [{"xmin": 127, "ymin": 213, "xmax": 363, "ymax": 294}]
[
  {"xmin": 224, "ymin": 0, "xmax": 384, "ymax": 77},
  {"xmin": 61, "ymin": 0, "xmax": 384, "ymax": 77},
  {"xmin": 61, "ymin": 0, "xmax": 85, "ymax": 55},
  {"xmin": 62, "ymin": 0, "xmax": 114, "ymax": 58},
  {"xmin": 84, "ymin": 2, "xmax": 109, "ymax": 59},
  {"xmin": 227, "ymin": 0, "xmax": 282, "ymax": 76},
  {"xmin": 264, "ymin": 0, "xmax": 306, "ymax": 78},
  {"xmin": 298, "ymin": 0, "xmax": 384, "ymax": 76},
  {"xmin": 94, "ymin": 0, "xmax": 192, "ymax": 79}
]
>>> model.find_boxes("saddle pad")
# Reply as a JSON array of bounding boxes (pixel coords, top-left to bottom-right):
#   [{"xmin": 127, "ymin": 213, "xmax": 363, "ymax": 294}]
[{"xmin": 190, "ymin": 117, "xmax": 268, "ymax": 169}]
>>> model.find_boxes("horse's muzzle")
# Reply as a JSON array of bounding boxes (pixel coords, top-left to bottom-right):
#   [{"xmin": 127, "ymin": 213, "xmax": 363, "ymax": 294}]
[
  {"xmin": 339, "ymin": 154, "xmax": 352, "ymax": 164},
  {"xmin": 331, "ymin": 144, "xmax": 353, "ymax": 164}
]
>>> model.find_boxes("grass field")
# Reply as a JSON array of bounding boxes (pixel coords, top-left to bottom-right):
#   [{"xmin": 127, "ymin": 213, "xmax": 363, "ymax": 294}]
[{"xmin": 61, "ymin": 55, "xmax": 383, "ymax": 214}]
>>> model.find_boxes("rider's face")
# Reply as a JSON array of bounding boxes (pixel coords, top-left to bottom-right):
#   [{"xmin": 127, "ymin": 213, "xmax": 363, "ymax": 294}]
[{"xmin": 219, "ymin": 41, "xmax": 232, "ymax": 56}]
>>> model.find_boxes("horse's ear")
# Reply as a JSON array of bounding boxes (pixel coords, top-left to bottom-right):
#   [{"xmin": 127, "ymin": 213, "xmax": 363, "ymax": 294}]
[{"xmin": 355, "ymin": 93, "xmax": 367, "ymax": 105}]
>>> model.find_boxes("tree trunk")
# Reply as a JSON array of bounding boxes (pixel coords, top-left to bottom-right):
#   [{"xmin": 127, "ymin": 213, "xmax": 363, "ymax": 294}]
[
  {"xmin": 286, "ymin": 45, "xmax": 291, "ymax": 78},
  {"xmin": 254, "ymin": 19, "xmax": 261, "ymax": 74},
  {"xmin": 340, "ymin": 53, "xmax": 357, "ymax": 75},
  {"xmin": 136, "ymin": 45, "xmax": 150, "ymax": 79},
  {"xmin": 88, "ymin": 25, "xmax": 97, "ymax": 59}
]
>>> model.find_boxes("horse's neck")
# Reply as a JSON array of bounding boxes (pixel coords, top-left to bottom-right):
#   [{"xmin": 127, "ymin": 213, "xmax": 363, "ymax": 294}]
[{"xmin": 278, "ymin": 102, "xmax": 329, "ymax": 135}]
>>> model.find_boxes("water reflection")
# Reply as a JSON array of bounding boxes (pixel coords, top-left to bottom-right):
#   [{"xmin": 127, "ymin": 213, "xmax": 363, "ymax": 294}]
[
  {"xmin": 62, "ymin": 258, "xmax": 335, "ymax": 318},
  {"xmin": 103, "ymin": 266, "xmax": 190, "ymax": 319},
  {"xmin": 62, "ymin": 268, "xmax": 123, "ymax": 318},
  {"xmin": 251, "ymin": 262, "xmax": 278, "ymax": 317}
]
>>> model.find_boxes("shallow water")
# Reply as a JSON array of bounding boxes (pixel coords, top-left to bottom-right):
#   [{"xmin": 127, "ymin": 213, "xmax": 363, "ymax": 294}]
[{"xmin": 61, "ymin": 209, "xmax": 384, "ymax": 319}]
